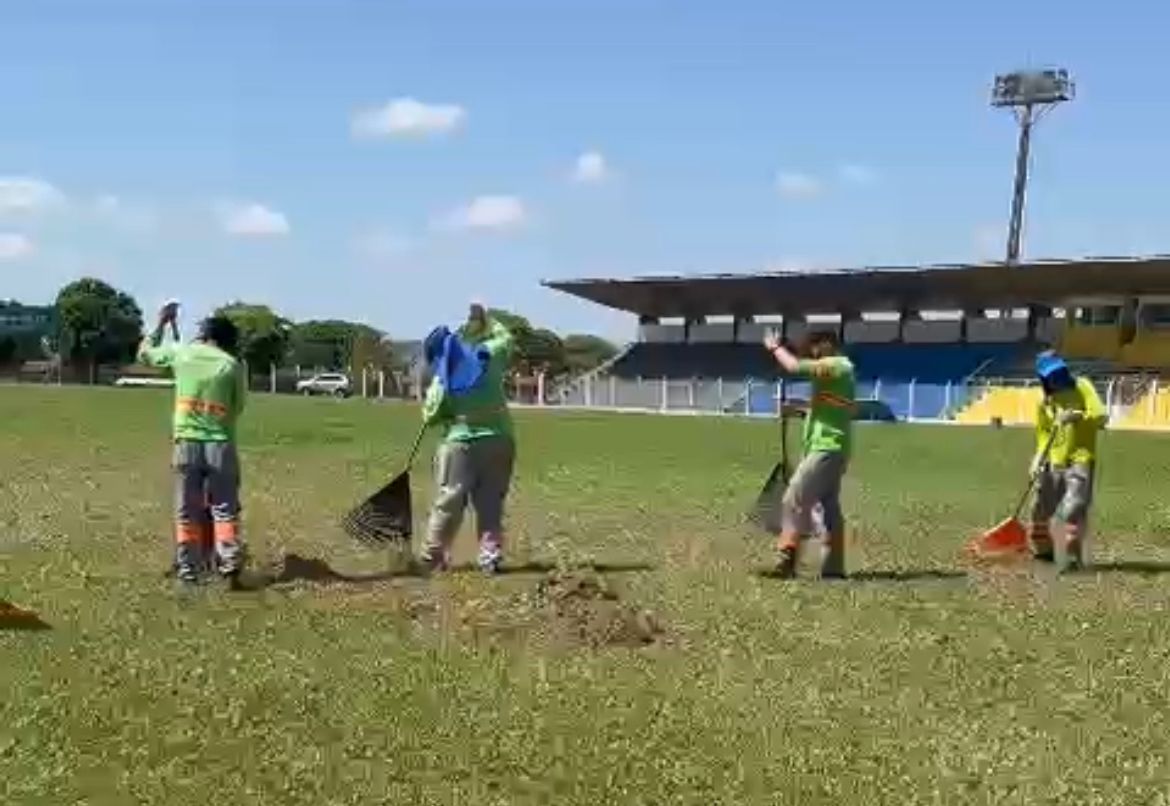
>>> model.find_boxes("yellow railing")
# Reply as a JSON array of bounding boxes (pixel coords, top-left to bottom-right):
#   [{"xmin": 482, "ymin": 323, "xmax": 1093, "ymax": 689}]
[{"xmin": 953, "ymin": 385, "xmax": 1043, "ymax": 425}]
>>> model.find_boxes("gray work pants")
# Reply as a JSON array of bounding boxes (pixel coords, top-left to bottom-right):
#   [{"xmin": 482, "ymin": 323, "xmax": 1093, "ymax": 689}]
[
  {"xmin": 422, "ymin": 436, "xmax": 515, "ymax": 566},
  {"xmin": 173, "ymin": 440, "xmax": 243, "ymax": 576}
]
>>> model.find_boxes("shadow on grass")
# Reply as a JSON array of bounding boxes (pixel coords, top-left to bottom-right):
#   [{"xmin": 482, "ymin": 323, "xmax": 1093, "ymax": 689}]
[
  {"xmin": 0, "ymin": 600, "xmax": 50, "ymax": 631},
  {"xmin": 254, "ymin": 553, "xmax": 655, "ymax": 588},
  {"xmin": 754, "ymin": 568, "xmax": 967, "ymax": 583},
  {"xmin": 1084, "ymin": 560, "xmax": 1170, "ymax": 577}
]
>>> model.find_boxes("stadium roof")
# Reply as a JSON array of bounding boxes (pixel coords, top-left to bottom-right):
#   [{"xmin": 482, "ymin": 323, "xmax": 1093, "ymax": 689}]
[{"xmin": 543, "ymin": 255, "xmax": 1170, "ymax": 318}]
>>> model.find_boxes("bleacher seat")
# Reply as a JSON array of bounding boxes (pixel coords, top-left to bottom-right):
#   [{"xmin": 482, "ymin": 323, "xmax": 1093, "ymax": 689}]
[{"xmin": 611, "ymin": 342, "xmax": 1027, "ymax": 384}]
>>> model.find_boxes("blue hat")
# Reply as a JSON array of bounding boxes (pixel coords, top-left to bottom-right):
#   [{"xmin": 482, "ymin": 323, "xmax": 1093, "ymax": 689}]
[
  {"xmin": 1035, "ymin": 350, "xmax": 1068, "ymax": 380},
  {"xmin": 423, "ymin": 325, "xmax": 488, "ymax": 396}
]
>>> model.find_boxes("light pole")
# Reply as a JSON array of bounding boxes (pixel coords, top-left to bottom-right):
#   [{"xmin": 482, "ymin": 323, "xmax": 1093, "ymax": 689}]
[{"xmin": 991, "ymin": 68, "xmax": 1075, "ymax": 264}]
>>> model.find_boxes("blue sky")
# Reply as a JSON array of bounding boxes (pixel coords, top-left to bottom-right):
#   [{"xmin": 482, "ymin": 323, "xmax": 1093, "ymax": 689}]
[{"xmin": 0, "ymin": 0, "xmax": 1165, "ymax": 341}]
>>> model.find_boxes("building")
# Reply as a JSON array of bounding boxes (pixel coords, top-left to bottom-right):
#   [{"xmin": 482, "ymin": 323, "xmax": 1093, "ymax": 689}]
[
  {"xmin": 0, "ymin": 301, "xmax": 54, "ymax": 336},
  {"xmin": 544, "ymin": 255, "xmax": 1170, "ymax": 429}
]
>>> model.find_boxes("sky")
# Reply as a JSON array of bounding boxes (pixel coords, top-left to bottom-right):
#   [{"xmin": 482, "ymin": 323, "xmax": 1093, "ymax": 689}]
[{"xmin": 1, "ymin": 0, "xmax": 1167, "ymax": 342}]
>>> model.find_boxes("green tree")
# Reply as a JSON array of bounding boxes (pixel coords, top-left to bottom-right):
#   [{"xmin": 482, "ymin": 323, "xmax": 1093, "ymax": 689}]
[
  {"xmin": 214, "ymin": 302, "xmax": 292, "ymax": 369},
  {"xmin": 289, "ymin": 319, "xmax": 396, "ymax": 371},
  {"xmin": 54, "ymin": 278, "xmax": 144, "ymax": 379},
  {"xmin": 563, "ymin": 333, "xmax": 619, "ymax": 375},
  {"xmin": 460, "ymin": 309, "xmax": 569, "ymax": 377}
]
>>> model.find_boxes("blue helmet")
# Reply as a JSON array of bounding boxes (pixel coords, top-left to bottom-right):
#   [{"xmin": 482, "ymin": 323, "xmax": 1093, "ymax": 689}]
[
  {"xmin": 423, "ymin": 325, "xmax": 489, "ymax": 396},
  {"xmin": 1035, "ymin": 350, "xmax": 1074, "ymax": 391}
]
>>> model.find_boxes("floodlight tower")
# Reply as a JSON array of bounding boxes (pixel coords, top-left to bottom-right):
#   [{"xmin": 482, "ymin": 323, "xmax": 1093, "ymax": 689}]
[{"xmin": 991, "ymin": 68, "xmax": 1075, "ymax": 264}]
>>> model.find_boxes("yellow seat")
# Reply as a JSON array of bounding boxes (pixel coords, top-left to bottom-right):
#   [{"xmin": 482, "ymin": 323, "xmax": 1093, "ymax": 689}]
[
  {"xmin": 1120, "ymin": 386, "xmax": 1170, "ymax": 429},
  {"xmin": 954, "ymin": 386, "xmax": 1043, "ymax": 425}
]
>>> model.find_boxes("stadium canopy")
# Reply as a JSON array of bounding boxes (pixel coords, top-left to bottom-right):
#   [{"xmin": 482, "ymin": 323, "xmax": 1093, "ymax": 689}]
[{"xmin": 543, "ymin": 255, "xmax": 1170, "ymax": 318}]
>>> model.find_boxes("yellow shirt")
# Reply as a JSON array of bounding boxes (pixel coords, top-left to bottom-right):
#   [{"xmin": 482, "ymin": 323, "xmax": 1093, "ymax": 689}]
[{"xmin": 1035, "ymin": 376, "xmax": 1106, "ymax": 468}]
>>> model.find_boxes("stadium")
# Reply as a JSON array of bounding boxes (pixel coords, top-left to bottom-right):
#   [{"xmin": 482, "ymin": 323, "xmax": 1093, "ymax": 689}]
[{"xmin": 545, "ymin": 254, "xmax": 1170, "ymax": 429}]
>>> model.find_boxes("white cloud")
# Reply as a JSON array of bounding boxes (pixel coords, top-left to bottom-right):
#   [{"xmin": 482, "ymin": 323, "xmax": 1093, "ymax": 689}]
[
  {"xmin": 0, "ymin": 232, "xmax": 35, "ymax": 261},
  {"xmin": 351, "ymin": 97, "xmax": 466, "ymax": 139},
  {"xmin": 216, "ymin": 201, "xmax": 290, "ymax": 237},
  {"xmin": 0, "ymin": 177, "xmax": 65, "ymax": 214},
  {"xmin": 838, "ymin": 164, "xmax": 877, "ymax": 185},
  {"xmin": 435, "ymin": 195, "xmax": 527, "ymax": 232},
  {"xmin": 776, "ymin": 172, "xmax": 823, "ymax": 199},
  {"xmin": 572, "ymin": 151, "xmax": 610, "ymax": 184}
]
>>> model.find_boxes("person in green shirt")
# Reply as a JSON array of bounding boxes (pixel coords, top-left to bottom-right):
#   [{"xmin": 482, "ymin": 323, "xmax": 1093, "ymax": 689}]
[
  {"xmin": 1029, "ymin": 351, "xmax": 1106, "ymax": 571},
  {"xmin": 763, "ymin": 329, "xmax": 856, "ymax": 579},
  {"xmin": 418, "ymin": 302, "xmax": 515, "ymax": 575},
  {"xmin": 137, "ymin": 303, "xmax": 248, "ymax": 587}
]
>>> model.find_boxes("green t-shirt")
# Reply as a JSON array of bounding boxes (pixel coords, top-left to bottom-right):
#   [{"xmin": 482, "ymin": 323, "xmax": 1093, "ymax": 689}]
[
  {"xmin": 137, "ymin": 339, "xmax": 247, "ymax": 442},
  {"xmin": 793, "ymin": 355, "xmax": 855, "ymax": 456},
  {"xmin": 422, "ymin": 320, "xmax": 514, "ymax": 443}
]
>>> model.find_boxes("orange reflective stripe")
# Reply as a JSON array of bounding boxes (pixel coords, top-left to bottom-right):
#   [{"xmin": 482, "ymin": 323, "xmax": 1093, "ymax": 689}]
[
  {"xmin": 176, "ymin": 523, "xmax": 204, "ymax": 544},
  {"xmin": 213, "ymin": 521, "xmax": 239, "ymax": 542},
  {"xmin": 813, "ymin": 391, "xmax": 855, "ymax": 410},
  {"xmin": 176, "ymin": 397, "xmax": 230, "ymax": 418}
]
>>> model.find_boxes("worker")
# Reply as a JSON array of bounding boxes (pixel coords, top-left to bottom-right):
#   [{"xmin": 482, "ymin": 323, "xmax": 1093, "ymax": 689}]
[
  {"xmin": 763, "ymin": 329, "xmax": 856, "ymax": 579},
  {"xmin": 1029, "ymin": 351, "xmax": 1106, "ymax": 571},
  {"xmin": 418, "ymin": 302, "xmax": 515, "ymax": 575},
  {"xmin": 138, "ymin": 303, "xmax": 248, "ymax": 588}
]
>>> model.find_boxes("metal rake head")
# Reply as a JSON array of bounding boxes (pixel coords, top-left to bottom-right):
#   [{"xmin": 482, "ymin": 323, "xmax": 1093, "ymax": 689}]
[{"xmin": 342, "ymin": 471, "xmax": 414, "ymax": 546}]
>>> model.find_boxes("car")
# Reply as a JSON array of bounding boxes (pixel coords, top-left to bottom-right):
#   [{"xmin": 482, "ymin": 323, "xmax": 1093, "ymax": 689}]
[{"xmin": 295, "ymin": 372, "xmax": 351, "ymax": 397}]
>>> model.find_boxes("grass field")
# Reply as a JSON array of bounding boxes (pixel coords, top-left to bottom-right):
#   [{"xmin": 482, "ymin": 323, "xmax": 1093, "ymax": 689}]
[{"xmin": 5, "ymin": 385, "xmax": 1170, "ymax": 804}]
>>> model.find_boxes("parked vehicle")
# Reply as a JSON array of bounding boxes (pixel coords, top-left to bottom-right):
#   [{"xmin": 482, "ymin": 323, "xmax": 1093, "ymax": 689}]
[{"xmin": 295, "ymin": 372, "xmax": 351, "ymax": 397}]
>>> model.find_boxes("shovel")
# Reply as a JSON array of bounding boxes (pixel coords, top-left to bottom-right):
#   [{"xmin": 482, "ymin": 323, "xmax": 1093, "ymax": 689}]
[{"xmin": 343, "ymin": 424, "xmax": 427, "ymax": 546}]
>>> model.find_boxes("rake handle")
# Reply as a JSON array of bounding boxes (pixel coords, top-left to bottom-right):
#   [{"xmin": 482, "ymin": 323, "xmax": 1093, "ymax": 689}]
[
  {"xmin": 1012, "ymin": 423, "xmax": 1061, "ymax": 519},
  {"xmin": 403, "ymin": 422, "xmax": 427, "ymax": 472}
]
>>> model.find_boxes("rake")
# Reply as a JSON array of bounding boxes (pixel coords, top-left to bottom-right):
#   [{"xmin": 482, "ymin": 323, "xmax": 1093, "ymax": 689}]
[
  {"xmin": 750, "ymin": 378, "xmax": 790, "ymax": 534},
  {"xmin": 342, "ymin": 424, "xmax": 427, "ymax": 546}
]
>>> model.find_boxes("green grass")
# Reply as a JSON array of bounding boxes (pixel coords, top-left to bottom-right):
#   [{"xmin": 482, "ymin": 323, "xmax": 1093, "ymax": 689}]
[{"xmin": 4, "ymin": 385, "xmax": 1170, "ymax": 804}]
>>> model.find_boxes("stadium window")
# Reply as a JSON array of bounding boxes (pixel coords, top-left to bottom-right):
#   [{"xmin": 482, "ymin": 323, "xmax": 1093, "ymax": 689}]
[{"xmin": 1141, "ymin": 304, "xmax": 1170, "ymax": 328}]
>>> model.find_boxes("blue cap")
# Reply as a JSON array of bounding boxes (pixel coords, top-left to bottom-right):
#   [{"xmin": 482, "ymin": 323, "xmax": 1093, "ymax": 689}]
[
  {"xmin": 1035, "ymin": 350, "xmax": 1068, "ymax": 380},
  {"xmin": 424, "ymin": 325, "xmax": 488, "ymax": 396}
]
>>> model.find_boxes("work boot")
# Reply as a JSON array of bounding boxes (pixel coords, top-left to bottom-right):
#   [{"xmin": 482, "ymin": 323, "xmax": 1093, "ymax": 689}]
[
  {"xmin": 417, "ymin": 544, "xmax": 451, "ymax": 576},
  {"xmin": 820, "ymin": 534, "xmax": 846, "ymax": 580},
  {"xmin": 478, "ymin": 532, "xmax": 503, "ymax": 576},
  {"xmin": 1059, "ymin": 536, "xmax": 1086, "ymax": 574},
  {"xmin": 773, "ymin": 545, "xmax": 799, "ymax": 579},
  {"xmin": 1030, "ymin": 528, "xmax": 1055, "ymax": 562}
]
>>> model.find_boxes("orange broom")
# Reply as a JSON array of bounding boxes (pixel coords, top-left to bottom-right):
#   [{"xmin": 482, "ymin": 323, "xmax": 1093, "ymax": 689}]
[{"xmin": 964, "ymin": 428, "xmax": 1058, "ymax": 561}]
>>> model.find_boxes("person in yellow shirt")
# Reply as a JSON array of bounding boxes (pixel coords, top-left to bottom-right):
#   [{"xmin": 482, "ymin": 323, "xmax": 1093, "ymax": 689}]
[{"xmin": 1029, "ymin": 351, "xmax": 1106, "ymax": 571}]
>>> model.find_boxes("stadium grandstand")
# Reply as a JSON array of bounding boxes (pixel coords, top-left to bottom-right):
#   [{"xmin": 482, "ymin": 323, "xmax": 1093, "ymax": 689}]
[{"xmin": 544, "ymin": 255, "xmax": 1170, "ymax": 429}]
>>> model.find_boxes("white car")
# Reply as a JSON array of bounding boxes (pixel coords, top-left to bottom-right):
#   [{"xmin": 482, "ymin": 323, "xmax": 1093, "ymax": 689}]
[{"xmin": 296, "ymin": 372, "xmax": 351, "ymax": 397}]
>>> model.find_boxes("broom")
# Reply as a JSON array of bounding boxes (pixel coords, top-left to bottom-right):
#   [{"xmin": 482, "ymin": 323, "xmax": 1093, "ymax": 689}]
[
  {"xmin": 965, "ymin": 425, "xmax": 1059, "ymax": 560},
  {"xmin": 343, "ymin": 424, "xmax": 427, "ymax": 546}
]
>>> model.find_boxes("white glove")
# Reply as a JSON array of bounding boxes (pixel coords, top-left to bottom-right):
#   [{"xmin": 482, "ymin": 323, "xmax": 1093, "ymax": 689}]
[{"xmin": 1057, "ymin": 410, "xmax": 1083, "ymax": 426}]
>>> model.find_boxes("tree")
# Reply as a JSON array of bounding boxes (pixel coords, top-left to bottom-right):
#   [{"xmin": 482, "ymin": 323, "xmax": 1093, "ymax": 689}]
[
  {"xmin": 54, "ymin": 278, "xmax": 144, "ymax": 378},
  {"xmin": 563, "ymin": 333, "xmax": 619, "ymax": 375},
  {"xmin": 289, "ymin": 319, "xmax": 396, "ymax": 371},
  {"xmin": 460, "ymin": 309, "xmax": 569, "ymax": 377},
  {"xmin": 214, "ymin": 302, "xmax": 292, "ymax": 369}
]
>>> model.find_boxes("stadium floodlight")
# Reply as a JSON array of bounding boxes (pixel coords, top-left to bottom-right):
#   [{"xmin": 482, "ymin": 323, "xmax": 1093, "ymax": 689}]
[{"xmin": 991, "ymin": 68, "xmax": 1075, "ymax": 265}]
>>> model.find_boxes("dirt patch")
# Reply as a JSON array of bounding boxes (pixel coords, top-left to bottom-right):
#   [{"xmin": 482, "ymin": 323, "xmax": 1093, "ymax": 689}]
[{"xmin": 530, "ymin": 570, "xmax": 663, "ymax": 649}]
